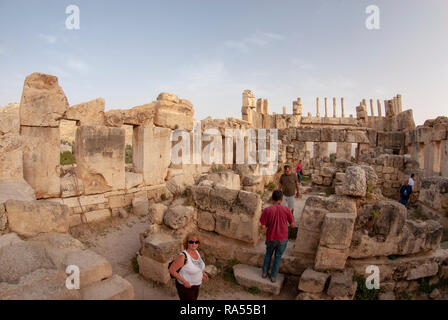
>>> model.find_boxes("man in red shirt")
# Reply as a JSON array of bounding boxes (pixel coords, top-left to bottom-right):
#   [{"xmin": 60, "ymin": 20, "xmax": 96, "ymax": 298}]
[{"xmin": 260, "ymin": 190, "xmax": 295, "ymax": 282}]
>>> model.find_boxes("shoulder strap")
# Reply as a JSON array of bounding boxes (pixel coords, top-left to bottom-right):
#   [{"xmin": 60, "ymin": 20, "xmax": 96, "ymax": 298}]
[{"xmin": 181, "ymin": 251, "xmax": 187, "ymax": 265}]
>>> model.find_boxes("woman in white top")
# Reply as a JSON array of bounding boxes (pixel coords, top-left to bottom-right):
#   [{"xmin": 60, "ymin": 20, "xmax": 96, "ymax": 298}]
[{"xmin": 169, "ymin": 232, "xmax": 208, "ymax": 300}]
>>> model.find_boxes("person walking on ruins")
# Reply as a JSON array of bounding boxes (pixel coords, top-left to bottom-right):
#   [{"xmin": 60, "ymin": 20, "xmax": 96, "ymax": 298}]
[
  {"xmin": 169, "ymin": 233, "xmax": 208, "ymax": 300},
  {"xmin": 399, "ymin": 179, "xmax": 412, "ymax": 208},
  {"xmin": 408, "ymin": 173, "xmax": 415, "ymax": 191},
  {"xmin": 279, "ymin": 164, "xmax": 300, "ymax": 213},
  {"xmin": 260, "ymin": 190, "xmax": 295, "ymax": 282},
  {"xmin": 296, "ymin": 160, "xmax": 303, "ymax": 184}
]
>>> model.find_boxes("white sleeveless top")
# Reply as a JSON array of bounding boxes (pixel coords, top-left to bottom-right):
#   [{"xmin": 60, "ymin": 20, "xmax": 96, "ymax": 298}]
[{"xmin": 177, "ymin": 250, "xmax": 205, "ymax": 286}]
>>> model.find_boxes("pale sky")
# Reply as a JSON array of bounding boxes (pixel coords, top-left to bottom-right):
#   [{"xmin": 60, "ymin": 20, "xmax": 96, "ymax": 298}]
[{"xmin": 0, "ymin": 0, "xmax": 447, "ymax": 125}]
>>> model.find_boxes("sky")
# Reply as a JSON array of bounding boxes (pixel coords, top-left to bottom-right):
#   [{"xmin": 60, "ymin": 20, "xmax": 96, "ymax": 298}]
[{"xmin": 0, "ymin": 0, "xmax": 447, "ymax": 125}]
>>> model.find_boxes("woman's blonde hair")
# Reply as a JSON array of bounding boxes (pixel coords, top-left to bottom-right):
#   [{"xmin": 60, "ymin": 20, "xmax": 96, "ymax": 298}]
[{"xmin": 183, "ymin": 232, "xmax": 201, "ymax": 250}]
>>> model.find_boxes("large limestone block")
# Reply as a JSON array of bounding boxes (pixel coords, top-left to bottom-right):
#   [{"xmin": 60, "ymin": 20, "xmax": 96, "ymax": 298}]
[
  {"xmin": 123, "ymin": 103, "xmax": 155, "ymax": 126},
  {"xmin": 133, "ymin": 126, "xmax": 171, "ymax": 186},
  {"xmin": 327, "ymin": 269, "xmax": 357, "ymax": 298},
  {"xmin": 60, "ymin": 175, "xmax": 84, "ymax": 198},
  {"xmin": 0, "ymin": 103, "xmax": 20, "ymax": 135},
  {"xmin": 104, "ymin": 109, "xmax": 124, "ymax": 127},
  {"xmin": 314, "ymin": 246, "xmax": 350, "ymax": 270},
  {"xmin": 0, "ymin": 241, "xmax": 54, "ymax": 283},
  {"xmin": 407, "ymin": 262, "xmax": 439, "ymax": 280},
  {"xmin": 137, "ymin": 254, "xmax": 170, "ymax": 284},
  {"xmin": 140, "ymin": 232, "xmax": 183, "ymax": 263},
  {"xmin": 154, "ymin": 96, "xmax": 194, "ymax": 130},
  {"xmin": 166, "ymin": 173, "xmax": 195, "ymax": 196},
  {"xmin": 0, "ymin": 134, "xmax": 23, "ymax": 180},
  {"xmin": 22, "ymin": 126, "xmax": 60, "ymax": 198},
  {"xmin": 198, "ymin": 210, "xmax": 216, "ymax": 232},
  {"xmin": 63, "ymin": 249, "xmax": 113, "ymax": 288},
  {"xmin": 163, "ymin": 205, "xmax": 195, "ymax": 229},
  {"xmin": 418, "ymin": 177, "xmax": 448, "ymax": 211},
  {"xmin": 81, "ymin": 274, "xmax": 134, "ymax": 300},
  {"xmin": 148, "ymin": 203, "xmax": 167, "ymax": 224},
  {"xmin": 198, "ymin": 171, "xmax": 241, "ymax": 191},
  {"xmin": 0, "ymin": 268, "xmax": 81, "ymax": 300},
  {"xmin": 5, "ymin": 200, "xmax": 70, "ymax": 238},
  {"xmin": 132, "ymin": 197, "xmax": 149, "ymax": 216},
  {"xmin": 19, "ymin": 72, "xmax": 69, "ymax": 127},
  {"xmin": 75, "ymin": 126, "xmax": 125, "ymax": 195},
  {"xmin": 335, "ymin": 166, "xmax": 367, "ymax": 197},
  {"xmin": 296, "ymin": 129, "xmax": 321, "ymax": 142},
  {"xmin": 215, "ymin": 211, "xmax": 259, "ymax": 244},
  {"xmin": 319, "ymin": 212, "xmax": 356, "ymax": 250},
  {"xmin": 0, "ymin": 179, "xmax": 35, "ymax": 204},
  {"xmin": 298, "ymin": 268, "xmax": 330, "ymax": 293},
  {"xmin": 233, "ymin": 264, "xmax": 285, "ymax": 295},
  {"xmin": 65, "ymin": 98, "xmax": 105, "ymax": 126},
  {"xmin": 345, "ymin": 130, "xmax": 369, "ymax": 144}
]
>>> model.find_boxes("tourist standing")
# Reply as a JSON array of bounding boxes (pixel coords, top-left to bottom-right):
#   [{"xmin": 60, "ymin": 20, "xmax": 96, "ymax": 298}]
[
  {"xmin": 260, "ymin": 190, "xmax": 295, "ymax": 283},
  {"xmin": 296, "ymin": 160, "xmax": 303, "ymax": 183},
  {"xmin": 279, "ymin": 164, "xmax": 300, "ymax": 214},
  {"xmin": 399, "ymin": 179, "xmax": 412, "ymax": 208},
  {"xmin": 169, "ymin": 233, "xmax": 208, "ymax": 300}
]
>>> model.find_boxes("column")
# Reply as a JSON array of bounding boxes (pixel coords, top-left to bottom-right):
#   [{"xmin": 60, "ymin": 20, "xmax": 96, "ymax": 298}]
[
  {"xmin": 316, "ymin": 97, "xmax": 320, "ymax": 117},
  {"xmin": 397, "ymin": 94, "xmax": 402, "ymax": 113},
  {"xmin": 370, "ymin": 99, "xmax": 374, "ymax": 116},
  {"xmin": 341, "ymin": 98, "xmax": 345, "ymax": 117},
  {"xmin": 282, "ymin": 106, "xmax": 286, "ymax": 115},
  {"xmin": 377, "ymin": 99, "xmax": 382, "ymax": 117},
  {"xmin": 332, "ymin": 97, "xmax": 337, "ymax": 118},
  {"xmin": 324, "ymin": 98, "xmax": 328, "ymax": 117}
]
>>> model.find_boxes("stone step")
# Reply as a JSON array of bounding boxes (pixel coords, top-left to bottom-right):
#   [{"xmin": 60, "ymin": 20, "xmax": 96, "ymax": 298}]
[
  {"xmin": 81, "ymin": 275, "xmax": 134, "ymax": 300},
  {"xmin": 233, "ymin": 264, "xmax": 285, "ymax": 295}
]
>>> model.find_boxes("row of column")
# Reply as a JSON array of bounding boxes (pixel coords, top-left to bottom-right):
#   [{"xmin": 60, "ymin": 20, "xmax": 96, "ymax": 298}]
[{"xmin": 315, "ymin": 97, "xmax": 346, "ymax": 118}]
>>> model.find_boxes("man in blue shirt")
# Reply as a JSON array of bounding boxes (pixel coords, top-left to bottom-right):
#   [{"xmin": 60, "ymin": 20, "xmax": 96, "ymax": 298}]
[{"xmin": 399, "ymin": 179, "xmax": 412, "ymax": 208}]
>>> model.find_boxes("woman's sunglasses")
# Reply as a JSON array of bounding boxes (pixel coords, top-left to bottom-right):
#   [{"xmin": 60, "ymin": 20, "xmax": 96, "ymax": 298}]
[{"xmin": 188, "ymin": 240, "xmax": 200, "ymax": 244}]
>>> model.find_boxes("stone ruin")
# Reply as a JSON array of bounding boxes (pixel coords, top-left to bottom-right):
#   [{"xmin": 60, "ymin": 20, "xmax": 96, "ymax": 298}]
[{"xmin": 0, "ymin": 73, "xmax": 447, "ymax": 300}]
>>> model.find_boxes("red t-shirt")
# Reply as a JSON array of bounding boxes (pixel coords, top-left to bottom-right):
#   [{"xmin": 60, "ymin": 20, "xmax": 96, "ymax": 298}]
[
  {"xmin": 296, "ymin": 163, "xmax": 302, "ymax": 172},
  {"xmin": 260, "ymin": 204, "xmax": 294, "ymax": 241}
]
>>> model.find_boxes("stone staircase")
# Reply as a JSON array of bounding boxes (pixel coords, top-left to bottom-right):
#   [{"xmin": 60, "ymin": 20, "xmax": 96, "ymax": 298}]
[{"xmin": 233, "ymin": 264, "xmax": 285, "ymax": 295}]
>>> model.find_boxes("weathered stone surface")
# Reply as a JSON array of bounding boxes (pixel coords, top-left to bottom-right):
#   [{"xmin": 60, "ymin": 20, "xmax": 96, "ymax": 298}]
[
  {"xmin": 137, "ymin": 254, "xmax": 170, "ymax": 284},
  {"xmin": 123, "ymin": 103, "xmax": 155, "ymax": 126},
  {"xmin": 19, "ymin": 73, "xmax": 69, "ymax": 127},
  {"xmin": 345, "ymin": 130, "xmax": 369, "ymax": 144},
  {"xmin": 132, "ymin": 197, "xmax": 149, "ymax": 216},
  {"xmin": 198, "ymin": 210, "xmax": 215, "ymax": 232},
  {"xmin": 296, "ymin": 129, "xmax": 321, "ymax": 142},
  {"xmin": 5, "ymin": 200, "xmax": 70, "ymax": 238},
  {"xmin": 140, "ymin": 232, "xmax": 182, "ymax": 263},
  {"xmin": 163, "ymin": 205, "xmax": 195, "ymax": 229},
  {"xmin": 0, "ymin": 179, "xmax": 35, "ymax": 204},
  {"xmin": 60, "ymin": 175, "xmax": 83, "ymax": 198},
  {"xmin": 327, "ymin": 269, "xmax": 357, "ymax": 298},
  {"xmin": 166, "ymin": 174, "xmax": 195, "ymax": 196},
  {"xmin": 298, "ymin": 268, "xmax": 329, "ymax": 293},
  {"xmin": 0, "ymin": 135, "xmax": 23, "ymax": 180},
  {"xmin": 0, "ymin": 232, "xmax": 24, "ymax": 250},
  {"xmin": 215, "ymin": 211, "xmax": 259, "ymax": 244},
  {"xmin": 85, "ymin": 209, "xmax": 111, "ymax": 224},
  {"xmin": 335, "ymin": 166, "xmax": 367, "ymax": 197},
  {"xmin": 148, "ymin": 203, "xmax": 167, "ymax": 225},
  {"xmin": 0, "ymin": 103, "xmax": 19, "ymax": 135},
  {"xmin": 314, "ymin": 247, "xmax": 350, "ymax": 271},
  {"xmin": 319, "ymin": 212, "xmax": 356, "ymax": 250},
  {"xmin": 0, "ymin": 268, "xmax": 81, "ymax": 300},
  {"xmin": 133, "ymin": 126, "xmax": 171, "ymax": 186},
  {"xmin": 65, "ymin": 98, "xmax": 105, "ymax": 126},
  {"xmin": 199, "ymin": 171, "xmax": 241, "ymax": 190},
  {"xmin": 63, "ymin": 249, "xmax": 113, "ymax": 288},
  {"xmin": 293, "ymin": 195, "xmax": 356, "ymax": 258},
  {"xmin": 125, "ymin": 172, "xmax": 143, "ymax": 190},
  {"xmin": 81, "ymin": 274, "xmax": 134, "ymax": 300},
  {"xmin": 418, "ymin": 177, "xmax": 448, "ymax": 211},
  {"xmin": 104, "ymin": 109, "xmax": 124, "ymax": 127},
  {"xmin": 75, "ymin": 126, "xmax": 125, "ymax": 195},
  {"xmin": 0, "ymin": 241, "xmax": 54, "ymax": 283},
  {"xmin": 233, "ymin": 264, "xmax": 284, "ymax": 295},
  {"xmin": 406, "ymin": 262, "xmax": 439, "ymax": 280},
  {"xmin": 22, "ymin": 126, "xmax": 60, "ymax": 198}
]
